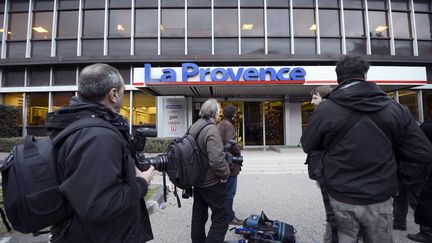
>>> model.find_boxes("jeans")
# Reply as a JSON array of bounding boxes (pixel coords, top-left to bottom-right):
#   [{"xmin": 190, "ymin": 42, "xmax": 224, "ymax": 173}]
[
  {"xmin": 191, "ymin": 182, "xmax": 229, "ymax": 243},
  {"xmin": 226, "ymin": 176, "xmax": 238, "ymax": 221}
]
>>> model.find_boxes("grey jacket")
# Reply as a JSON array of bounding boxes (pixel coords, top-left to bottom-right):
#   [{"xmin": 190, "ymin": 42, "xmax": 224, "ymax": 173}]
[{"xmin": 191, "ymin": 118, "xmax": 230, "ymax": 188}]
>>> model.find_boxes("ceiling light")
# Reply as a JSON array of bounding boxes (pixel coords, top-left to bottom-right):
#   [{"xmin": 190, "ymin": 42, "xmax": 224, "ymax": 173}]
[
  {"xmin": 160, "ymin": 24, "xmax": 164, "ymax": 31},
  {"xmin": 117, "ymin": 24, "xmax": 125, "ymax": 31},
  {"xmin": 0, "ymin": 29, "xmax": 12, "ymax": 34},
  {"xmin": 32, "ymin": 26, "xmax": 48, "ymax": 33},
  {"xmin": 242, "ymin": 24, "xmax": 254, "ymax": 30},
  {"xmin": 375, "ymin": 25, "xmax": 388, "ymax": 32},
  {"xmin": 309, "ymin": 24, "xmax": 317, "ymax": 31}
]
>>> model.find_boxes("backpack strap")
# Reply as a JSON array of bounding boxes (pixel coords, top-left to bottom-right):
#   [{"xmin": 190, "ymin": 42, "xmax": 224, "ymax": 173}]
[{"xmin": 187, "ymin": 119, "xmax": 213, "ymax": 139}]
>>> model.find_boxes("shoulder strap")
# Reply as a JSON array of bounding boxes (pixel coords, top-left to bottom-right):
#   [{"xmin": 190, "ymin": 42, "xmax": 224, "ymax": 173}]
[{"xmin": 187, "ymin": 120, "xmax": 213, "ymax": 139}]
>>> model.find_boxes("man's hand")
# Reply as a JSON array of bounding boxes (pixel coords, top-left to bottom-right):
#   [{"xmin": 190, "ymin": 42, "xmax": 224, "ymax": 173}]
[{"xmin": 136, "ymin": 166, "xmax": 155, "ymax": 184}]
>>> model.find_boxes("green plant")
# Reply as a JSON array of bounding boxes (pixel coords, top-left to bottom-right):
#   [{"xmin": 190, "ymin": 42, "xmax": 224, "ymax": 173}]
[
  {"xmin": 0, "ymin": 137, "xmax": 24, "ymax": 152},
  {"xmin": 0, "ymin": 105, "xmax": 21, "ymax": 138},
  {"xmin": 143, "ymin": 137, "xmax": 172, "ymax": 153}
]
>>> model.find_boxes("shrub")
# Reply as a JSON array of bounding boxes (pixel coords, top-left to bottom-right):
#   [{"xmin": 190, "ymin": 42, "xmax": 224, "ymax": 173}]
[
  {"xmin": 0, "ymin": 105, "xmax": 20, "ymax": 138},
  {"xmin": 143, "ymin": 137, "xmax": 173, "ymax": 153},
  {"xmin": 0, "ymin": 137, "xmax": 24, "ymax": 152}
]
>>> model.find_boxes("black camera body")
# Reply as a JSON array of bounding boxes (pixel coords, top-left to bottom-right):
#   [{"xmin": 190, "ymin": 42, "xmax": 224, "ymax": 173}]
[
  {"xmin": 133, "ymin": 127, "xmax": 168, "ymax": 172},
  {"xmin": 224, "ymin": 139, "xmax": 243, "ymax": 166}
]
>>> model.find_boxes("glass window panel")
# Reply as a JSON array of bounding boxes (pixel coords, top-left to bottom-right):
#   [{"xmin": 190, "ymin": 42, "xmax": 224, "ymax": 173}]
[
  {"xmin": 2, "ymin": 93, "xmax": 24, "ymax": 132},
  {"xmin": 418, "ymin": 40, "xmax": 432, "ymax": 56},
  {"xmin": 241, "ymin": 38, "xmax": 264, "ymax": 54},
  {"xmin": 344, "ymin": 0, "xmax": 363, "ymax": 8},
  {"xmin": 319, "ymin": 10, "xmax": 340, "ymax": 37},
  {"xmin": 344, "ymin": 10, "xmax": 364, "ymax": 37},
  {"xmin": 31, "ymin": 40, "xmax": 51, "ymax": 57},
  {"xmin": 294, "ymin": 38, "xmax": 316, "ymax": 54},
  {"xmin": 161, "ymin": 0, "xmax": 184, "ymax": 7},
  {"xmin": 0, "ymin": 1, "xmax": 4, "ymax": 12},
  {"xmin": 34, "ymin": 0, "xmax": 54, "ymax": 10},
  {"xmin": 268, "ymin": 9, "xmax": 290, "ymax": 37},
  {"xmin": 132, "ymin": 91, "xmax": 156, "ymax": 126},
  {"xmin": 371, "ymin": 39, "xmax": 390, "ymax": 54},
  {"xmin": 413, "ymin": 0, "xmax": 431, "ymax": 11},
  {"xmin": 53, "ymin": 92, "xmax": 74, "ymax": 111},
  {"xmin": 318, "ymin": 0, "xmax": 339, "ymax": 8},
  {"xmin": 161, "ymin": 9, "xmax": 185, "ymax": 37},
  {"xmin": 346, "ymin": 38, "xmax": 366, "ymax": 54},
  {"xmin": 214, "ymin": 0, "xmax": 237, "ymax": 7},
  {"xmin": 27, "ymin": 93, "xmax": 49, "ymax": 127},
  {"xmin": 265, "ymin": 101, "xmax": 284, "ymax": 145},
  {"xmin": 10, "ymin": 0, "xmax": 28, "ymax": 11},
  {"xmin": 115, "ymin": 66, "xmax": 131, "ymax": 84},
  {"xmin": 214, "ymin": 38, "xmax": 238, "ymax": 54},
  {"xmin": 28, "ymin": 67, "xmax": 50, "ymax": 87},
  {"xmin": 58, "ymin": 0, "xmax": 79, "ymax": 9},
  {"xmin": 368, "ymin": 0, "xmax": 387, "ymax": 9},
  {"xmin": 415, "ymin": 13, "xmax": 431, "ymax": 40},
  {"xmin": 84, "ymin": 0, "xmax": 105, "ymax": 8},
  {"xmin": 57, "ymin": 11, "xmax": 78, "ymax": 38},
  {"xmin": 392, "ymin": 12, "xmax": 412, "ymax": 39},
  {"xmin": 398, "ymin": 90, "xmax": 419, "ymax": 121},
  {"xmin": 391, "ymin": 0, "xmax": 410, "ymax": 10},
  {"xmin": 423, "ymin": 90, "xmax": 432, "ymax": 121},
  {"xmin": 56, "ymin": 40, "xmax": 77, "ymax": 56},
  {"xmin": 241, "ymin": 9, "xmax": 264, "ymax": 37},
  {"xmin": 268, "ymin": 38, "xmax": 291, "ymax": 54},
  {"xmin": 369, "ymin": 11, "xmax": 389, "ymax": 38},
  {"xmin": 395, "ymin": 40, "xmax": 413, "ymax": 55},
  {"xmin": 188, "ymin": 0, "xmax": 211, "ymax": 7},
  {"xmin": 320, "ymin": 38, "xmax": 341, "ymax": 54},
  {"xmin": 188, "ymin": 38, "xmax": 211, "ymax": 55},
  {"xmin": 293, "ymin": 9, "xmax": 316, "ymax": 37},
  {"xmin": 241, "ymin": 0, "xmax": 263, "ymax": 7},
  {"xmin": 108, "ymin": 39, "xmax": 130, "ymax": 55},
  {"xmin": 267, "ymin": 0, "xmax": 289, "ymax": 7},
  {"xmin": 161, "ymin": 38, "xmax": 184, "ymax": 55},
  {"xmin": 0, "ymin": 14, "xmax": 4, "ymax": 41},
  {"xmin": 119, "ymin": 91, "xmax": 130, "ymax": 120},
  {"xmin": 32, "ymin": 12, "xmax": 53, "ymax": 40},
  {"xmin": 134, "ymin": 39, "xmax": 158, "ymax": 55},
  {"xmin": 7, "ymin": 41, "xmax": 26, "ymax": 58},
  {"xmin": 82, "ymin": 39, "xmax": 103, "ymax": 56},
  {"xmin": 188, "ymin": 9, "xmax": 211, "ymax": 37},
  {"xmin": 215, "ymin": 9, "xmax": 237, "ymax": 37},
  {"xmin": 54, "ymin": 67, "xmax": 76, "ymax": 85},
  {"xmin": 292, "ymin": 0, "xmax": 314, "ymax": 7},
  {"xmin": 8, "ymin": 13, "xmax": 28, "ymax": 40},
  {"xmin": 3, "ymin": 68, "xmax": 24, "ymax": 87},
  {"xmin": 83, "ymin": 10, "xmax": 104, "ymax": 37},
  {"xmin": 135, "ymin": 0, "xmax": 158, "ymax": 7},
  {"xmin": 109, "ymin": 10, "xmax": 131, "ymax": 37},
  {"xmin": 244, "ymin": 102, "xmax": 263, "ymax": 145},
  {"xmin": 110, "ymin": 0, "xmax": 131, "ymax": 8},
  {"xmin": 135, "ymin": 10, "xmax": 158, "ymax": 37}
]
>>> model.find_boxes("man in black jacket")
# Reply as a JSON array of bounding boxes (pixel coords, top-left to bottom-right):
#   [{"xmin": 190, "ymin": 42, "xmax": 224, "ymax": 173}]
[
  {"xmin": 301, "ymin": 55, "xmax": 432, "ymax": 243},
  {"xmin": 46, "ymin": 63, "xmax": 155, "ymax": 243}
]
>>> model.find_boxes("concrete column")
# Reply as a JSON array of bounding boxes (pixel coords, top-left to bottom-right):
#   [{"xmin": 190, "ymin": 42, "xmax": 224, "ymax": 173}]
[{"xmin": 284, "ymin": 101, "xmax": 302, "ymax": 146}]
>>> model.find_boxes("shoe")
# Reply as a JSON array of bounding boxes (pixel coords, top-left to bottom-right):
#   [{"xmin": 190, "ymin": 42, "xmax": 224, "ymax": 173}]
[
  {"xmin": 407, "ymin": 232, "xmax": 432, "ymax": 243},
  {"xmin": 229, "ymin": 217, "xmax": 244, "ymax": 226},
  {"xmin": 393, "ymin": 224, "xmax": 407, "ymax": 231}
]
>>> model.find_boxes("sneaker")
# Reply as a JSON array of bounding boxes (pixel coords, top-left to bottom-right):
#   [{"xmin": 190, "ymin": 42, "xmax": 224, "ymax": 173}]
[
  {"xmin": 393, "ymin": 224, "xmax": 407, "ymax": 231},
  {"xmin": 407, "ymin": 232, "xmax": 432, "ymax": 243},
  {"xmin": 229, "ymin": 217, "xmax": 244, "ymax": 226}
]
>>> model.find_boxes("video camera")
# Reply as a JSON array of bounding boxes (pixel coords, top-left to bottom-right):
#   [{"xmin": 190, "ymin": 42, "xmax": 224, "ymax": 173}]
[
  {"xmin": 224, "ymin": 139, "xmax": 243, "ymax": 166},
  {"xmin": 132, "ymin": 127, "xmax": 168, "ymax": 172}
]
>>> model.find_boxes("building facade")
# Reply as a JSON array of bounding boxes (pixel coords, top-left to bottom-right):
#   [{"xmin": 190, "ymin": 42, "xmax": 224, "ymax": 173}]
[{"xmin": 0, "ymin": 0, "xmax": 431, "ymax": 147}]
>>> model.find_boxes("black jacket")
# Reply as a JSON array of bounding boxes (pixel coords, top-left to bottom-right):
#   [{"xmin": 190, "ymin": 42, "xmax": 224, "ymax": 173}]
[
  {"xmin": 45, "ymin": 97, "xmax": 153, "ymax": 243},
  {"xmin": 301, "ymin": 80, "xmax": 432, "ymax": 204}
]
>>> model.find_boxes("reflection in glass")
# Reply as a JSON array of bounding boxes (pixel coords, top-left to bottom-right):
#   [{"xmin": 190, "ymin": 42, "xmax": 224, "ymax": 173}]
[
  {"xmin": 57, "ymin": 11, "xmax": 78, "ymax": 38},
  {"xmin": 3, "ymin": 68, "xmax": 24, "ymax": 87},
  {"xmin": 244, "ymin": 102, "xmax": 263, "ymax": 146},
  {"xmin": 215, "ymin": 9, "xmax": 237, "ymax": 37},
  {"xmin": 2, "ymin": 93, "xmax": 23, "ymax": 136},
  {"xmin": 188, "ymin": 0, "xmax": 211, "ymax": 7},
  {"xmin": 242, "ymin": 38, "xmax": 264, "ymax": 54},
  {"xmin": 414, "ymin": 0, "xmax": 431, "ymax": 11},
  {"xmin": 369, "ymin": 11, "xmax": 389, "ymax": 38},
  {"xmin": 267, "ymin": 0, "xmax": 289, "ymax": 7},
  {"xmin": 220, "ymin": 101, "xmax": 243, "ymax": 146},
  {"xmin": 0, "ymin": 14, "xmax": 4, "ymax": 41},
  {"xmin": 214, "ymin": 38, "xmax": 238, "ymax": 55},
  {"xmin": 53, "ymin": 92, "xmax": 74, "ymax": 111},
  {"xmin": 8, "ymin": 13, "xmax": 28, "ymax": 40},
  {"xmin": 371, "ymin": 39, "xmax": 390, "ymax": 55},
  {"xmin": 135, "ymin": 39, "xmax": 158, "ymax": 55},
  {"xmin": 32, "ymin": 12, "xmax": 53, "ymax": 40},
  {"xmin": 110, "ymin": 10, "xmax": 131, "ymax": 37},
  {"xmin": 344, "ymin": 10, "xmax": 364, "ymax": 37},
  {"xmin": 7, "ymin": 42, "xmax": 26, "ymax": 58},
  {"xmin": 34, "ymin": 0, "xmax": 54, "ymax": 10},
  {"xmin": 294, "ymin": 38, "xmax": 316, "ymax": 54},
  {"xmin": 418, "ymin": 40, "xmax": 432, "ymax": 57},
  {"xmin": 343, "ymin": 0, "xmax": 363, "ymax": 8},
  {"xmin": 391, "ymin": 0, "xmax": 410, "ymax": 10},
  {"xmin": 292, "ymin": 0, "xmax": 314, "ymax": 7},
  {"xmin": 318, "ymin": 0, "xmax": 338, "ymax": 7},
  {"xmin": 108, "ymin": 39, "xmax": 130, "ymax": 55},
  {"xmin": 83, "ymin": 10, "xmax": 104, "ymax": 37},
  {"xmin": 109, "ymin": 0, "xmax": 131, "ymax": 8},
  {"xmin": 135, "ymin": 0, "xmax": 158, "ymax": 7},
  {"xmin": 119, "ymin": 91, "xmax": 130, "ymax": 121},
  {"xmin": 293, "ymin": 9, "xmax": 315, "ymax": 37},
  {"xmin": 241, "ymin": 0, "xmax": 263, "ymax": 7},
  {"xmin": 399, "ymin": 90, "xmax": 419, "ymax": 121},
  {"xmin": 27, "ymin": 93, "xmax": 49, "ymax": 126},
  {"xmin": 368, "ymin": 0, "xmax": 386, "ymax": 9},
  {"xmin": 188, "ymin": 38, "xmax": 211, "ymax": 55},
  {"xmin": 31, "ymin": 40, "xmax": 51, "ymax": 57},
  {"xmin": 268, "ymin": 38, "xmax": 290, "ymax": 54},
  {"xmin": 320, "ymin": 38, "xmax": 341, "ymax": 54},
  {"xmin": 415, "ymin": 14, "xmax": 431, "ymax": 40},
  {"xmin": 135, "ymin": 10, "xmax": 158, "ymax": 38},
  {"xmin": 82, "ymin": 39, "xmax": 103, "ymax": 56},
  {"xmin": 28, "ymin": 67, "xmax": 50, "ymax": 87},
  {"xmin": 84, "ymin": 0, "xmax": 105, "ymax": 8},
  {"xmin": 56, "ymin": 40, "xmax": 77, "ymax": 57},
  {"xmin": 161, "ymin": 0, "xmax": 184, "ymax": 7},
  {"xmin": 132, "ymin": 92, "xmax": 156, "ymax": 126},
  {"xmin": 267, "ymin": 9, "xmax": 289, "ymax": 37},
  {"xmin": 214, "ymin": 0, "xmax": 237, "ymax": 7},
  {"xmin": 423, "ymin": 90, "xmax": 432, "ymax": 121},
  {"xmin": 188, "ymin": 9, "xmax": 211, "ymax": 37},
  {"xmin": 9, "ymin": 0, "xmax": 28, "ymax": 11},
  {"xmin": 161, "ymin": 39, "xmax": 184, "ymax": 55},
  {"xmin": 265, "ymin": 101, "xmax": 284, "ymax": 145},
  {"xmin": 161, "ymin": 9, "xmax": 185, "ymax": 37},
  {"xmin": 241, "ymin": 9, "xmax": 264, "ymax": 37},
  {"xmin": 58, "ymin": 0, "xmax": 79, "ymax": 9},
  {"xmin": 392, "ymin": 12, "xmax": 411, "ymax": 39},
  {"xmin": 395, "ymin": 40, "xmax": 413, "ymax": 56},
  {"xmin": 319, "ymin": 10, "xmax": 340, "ymax": 37},
  {"xmin": 54, "ymin": 67, "xmax": 76, "ymax": 86},
  {"xmin": 346, "ymin": 38, "xmax": 366, "ymax": 54}
]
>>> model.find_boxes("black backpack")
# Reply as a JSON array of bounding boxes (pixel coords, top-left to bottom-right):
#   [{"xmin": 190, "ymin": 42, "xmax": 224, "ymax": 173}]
[
  {"xmin": 0, "ymin": 116, "xmax": 122, "ymax": 234},
  {"xmin": 165, "ymin": 120, "xmax": 212, "ymax": 189}
]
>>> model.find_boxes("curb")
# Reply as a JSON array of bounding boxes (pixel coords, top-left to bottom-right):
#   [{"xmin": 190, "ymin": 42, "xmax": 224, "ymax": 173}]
[{"xmin": 145, "ymin": 184, "xmax": 165, "ymax": 215}]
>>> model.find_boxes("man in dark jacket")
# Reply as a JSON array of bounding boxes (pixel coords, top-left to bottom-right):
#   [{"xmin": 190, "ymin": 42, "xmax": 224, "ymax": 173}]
[
  {"xmin": 45, "ymin": 63, "xmax": 155, "ymax": 243},
  {"xmin": 190, "ymin": 98, "xmax": 231, "ymax": 243},
  {"xmin": 301, "ymin": 55, "xmax": 432, "ymax": 243},
  {"xmin": 219, "ymin": 105, "xmax": 243, "ymax": 226}
]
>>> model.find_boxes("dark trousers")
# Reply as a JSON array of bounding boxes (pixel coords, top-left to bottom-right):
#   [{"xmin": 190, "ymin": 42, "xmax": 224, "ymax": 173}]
[
  {"xmin": 191, "ymin": 182, "xmax": 229, "ymax": 243},
  {"xmin": 226, "ymin": 176, "xmax": 238, "ymax": 221}
]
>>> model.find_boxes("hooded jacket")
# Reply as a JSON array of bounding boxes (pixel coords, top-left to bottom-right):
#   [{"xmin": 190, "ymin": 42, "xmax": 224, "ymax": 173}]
[
  {"xmin": 45, "ymin": 97, "xmax": 153, "ymax": 243},
  {"xmin": 301, "ymin": 80, "xmax": 432, "ymax": 204}
]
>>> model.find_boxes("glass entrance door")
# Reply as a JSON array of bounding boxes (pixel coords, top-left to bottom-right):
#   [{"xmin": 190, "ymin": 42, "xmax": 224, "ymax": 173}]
[
  {"xmin": 220, "ymin": 101, "xmax": 244, "ymax": 146},
  {"xmin": 244, "ymin": 102, "xmax": 263, "ymax": 145}
]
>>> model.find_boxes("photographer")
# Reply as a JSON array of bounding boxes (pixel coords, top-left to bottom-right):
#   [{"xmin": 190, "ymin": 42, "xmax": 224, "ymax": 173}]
[
  {"xmin": 46, "ymin": 63, "xmax": 155, "ymax": 243},
  {"xmin": 218, "ymin": 105, "xmax": 243, "ymax": 226}
]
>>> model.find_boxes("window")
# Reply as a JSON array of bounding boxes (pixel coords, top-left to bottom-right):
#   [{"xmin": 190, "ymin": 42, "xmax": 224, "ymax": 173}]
[
  {"xmin": 415, "ymin": 13, "xmax": 431, "ymax": 40},
  {"xmin": 293, "ymin": 9, "xmax": 315, "ymax": 37},
  {"xmin": 188, "ymin": 9, "xmax": 211, "ymax": 37},
  {"xmin": 9, "ymin": 0, "xmax": 28, "ymax": 11},
  {"xmin": 27, "ymin": 93, "xmax": 49, "ymax": 126},
  {"xmin": 57, "ymin": 11, "xmax": 78, "ymax": 38},
  {"xmin": 58, "ymin": 0, "xmax": 79, "ymax": 10},
  {"xmin": 2, "ymin": 68, "xmax": 25, "ymax": 87},
  {"xmin": 343, "ymin": 0, "xmax": 363, "ymax": 8},
  {"xmin": 398, "ymin": 90, "xmax": 419, "ymax": 121},
  {"xmin": 34, "ymin": 0, "xmax": 54, "ymax": 11},
  {"xmin": 84, "ymin": 0, "xmax": 105, "ymax": 9},
  {"xmin": 161, "ymin": 9, "xmax": 185, "ymax": 38},
  {"xmin": 28, "ymin": 67, "xmax": 50, "ymax": 87},
  {"xmin": 423, "ymin": 90, "xmax": 432, "ymax": 121},
  {"xmin": 319, "ymin": 10, "xmax": 340, "ymax": 37},
  {"xmin": 119, "ymin": 91, "xmax": 130, "ymax": 121},
  {"xmin": 2, "ymin": 93, "xmax": 23, "ymax": 136},
  {"xmin": 83, "ymin": 10, "xmax": 104, "ymax": 38},
  {"xmin": 267, "ymin": 0, "xmax": 289, "ymax": 7},
  {"xmin": 132, "ymin": 92, "xmax": 156, "ymax": 126},
  {"xmin": 215, "ymin": 9, "xmax": 237, "ymax": 37},
  {"xmin": 267, "ymin": 9, "xmax": 290, "ymax": 37},
  {"xmin": 53, "ymin": 67, "xmax": 76, "ymax": 85},
  {"xmin": 53, "ymin": 92, "xmax": 74, "ymax": 111},
  {"xmin": 241, "ymin": 9, "xmax": 264, "ymax": 37},
  {"xmin": 392, "ymin": 12, "xmax": 412, "ymax": 39},
  {"xmin": 344, "ymin": 10, "xmax": 365, "ymax": 37},
  {"xmin": 368, "ymin": 0, "xmax": 387, "ymax": 10},
  {"xmin": 292, "ymin": 0, "xmax": 314, "ymax": 7},
  {"xmin": 369, "ymin": 11, "xmax": 389, "ymax": 38},
  {"xmin": 109, "ymin": 0, "xmax": 131, "ymax": 8},
  {"xmin": 8, "ymin": 13, "xmax": 28, "ymax": 40},
  {"xmin": 135, "ymin": 9, "xmax": 158, "ymax": 38},
  {"xmin": 109, "ymin": 10, "xmax": 131, "ymax": 38},
  {"xmin": 391, "ymin": 0, "xmax": 410, "ymax": 11}
]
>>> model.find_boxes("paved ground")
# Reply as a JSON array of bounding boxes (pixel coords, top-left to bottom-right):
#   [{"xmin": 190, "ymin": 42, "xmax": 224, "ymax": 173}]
[{"xmin": 0, "ymin": 149, "xmax": 422, "ymax": 242}]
